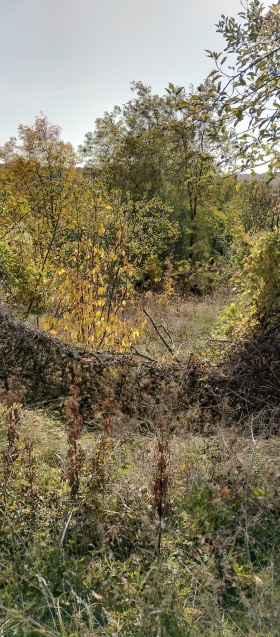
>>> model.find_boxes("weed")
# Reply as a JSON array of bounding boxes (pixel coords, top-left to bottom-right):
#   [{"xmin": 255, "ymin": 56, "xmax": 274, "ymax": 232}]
[
  {"xmin": 152, "ymin": 416, "xmax": 170, "ymax": 555},
  {"xmin": 64, "ymin": 381, "xmax": 86, "ymax": 499}
]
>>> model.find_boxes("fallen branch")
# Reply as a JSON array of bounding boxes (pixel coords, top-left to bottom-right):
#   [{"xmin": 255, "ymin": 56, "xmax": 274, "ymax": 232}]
[
  {"xmin": 143, "ymin": 308, "xmax": 180, "ymax": 362},
  {"xmin": 159, "ymin": 318, "xmax": 176, "ymax": 352},
  {"xmin": 131, "ymin": 345, "xmax": 157, "ymax": 364}
]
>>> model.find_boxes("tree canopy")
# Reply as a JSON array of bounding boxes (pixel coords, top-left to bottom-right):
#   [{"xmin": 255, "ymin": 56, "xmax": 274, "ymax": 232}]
[{"xmin": 196, "ymin": 0, "xmax": 280, "ymax": 173}]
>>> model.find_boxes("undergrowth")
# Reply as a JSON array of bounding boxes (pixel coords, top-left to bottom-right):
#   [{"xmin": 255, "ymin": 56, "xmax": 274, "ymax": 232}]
[
  {"xmin": 124, "ymin": 291, "xmax": 231, "ymax": 362},
  {"xmin": 0, "ymin": 398, "xmax": 279, "ymax": 636}
]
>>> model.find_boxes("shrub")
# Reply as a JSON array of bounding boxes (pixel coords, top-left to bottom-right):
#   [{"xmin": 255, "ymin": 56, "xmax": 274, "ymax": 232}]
[{"xmin": 215, "ymin": 230, "xmax": 280, "ymax": 339}]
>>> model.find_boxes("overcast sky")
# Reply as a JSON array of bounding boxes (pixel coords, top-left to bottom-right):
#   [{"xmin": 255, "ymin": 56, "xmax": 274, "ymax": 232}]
[{"xmin": 0, "ymin": 0, "xmax": 273, "ymax": 151}]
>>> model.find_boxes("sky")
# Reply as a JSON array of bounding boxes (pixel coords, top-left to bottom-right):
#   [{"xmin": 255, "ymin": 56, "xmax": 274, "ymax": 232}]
[{"xmin": 0, "ymin": 0, "xmax": 273, "ymax": 151}]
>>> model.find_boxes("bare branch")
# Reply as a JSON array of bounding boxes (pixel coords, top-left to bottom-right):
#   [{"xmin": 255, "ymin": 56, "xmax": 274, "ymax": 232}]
[
  {"xmin": 131, "ymin": 345, "xmax": 157, "ymax": 364},
  {"xmin": 143, "ymin": 308, "xmax": 180, "ymax": 362}
]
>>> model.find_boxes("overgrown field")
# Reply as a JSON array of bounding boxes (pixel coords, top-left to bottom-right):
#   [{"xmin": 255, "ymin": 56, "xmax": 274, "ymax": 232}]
[
  {"xmin": 1, "ymin": 287, "xmax": 280, "ymax": 635},
  {"xmin": 0, "ymin": 394, "xmax": 280, "ymax": 636},
  {"xmin": 124, "ymin": 292, "xmax": 231, "ymax": 361},
  {"xmin": 2, "ymin": 1, "xmax": 280, "ymax": 633}
]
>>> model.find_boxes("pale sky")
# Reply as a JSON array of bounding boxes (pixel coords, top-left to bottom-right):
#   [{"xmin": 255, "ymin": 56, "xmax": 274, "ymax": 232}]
[{"xmin": 0, "ymin": 0, "xmax": 273, "ymax": 151}]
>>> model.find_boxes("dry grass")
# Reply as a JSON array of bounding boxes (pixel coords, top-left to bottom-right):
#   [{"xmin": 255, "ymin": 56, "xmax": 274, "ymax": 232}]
[
  {"xmin": 1, "ymin": 399, "xmax": 280, "ymax": 635},
  {"xmin": 125, "ymin": 290, "xmax": 232, "ymax": 361}
]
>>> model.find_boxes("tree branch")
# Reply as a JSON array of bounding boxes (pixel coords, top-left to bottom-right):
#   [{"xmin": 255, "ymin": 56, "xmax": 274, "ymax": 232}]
[{"xmin": 143, "ymin": 308, "xmax": 180, "ymax": 362}]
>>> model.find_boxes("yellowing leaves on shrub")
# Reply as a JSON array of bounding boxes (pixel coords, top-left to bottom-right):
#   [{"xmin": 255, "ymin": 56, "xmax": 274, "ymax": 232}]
[{"xmin": 41, "ymin": 225, "xmax": 144, "ymax": 352}]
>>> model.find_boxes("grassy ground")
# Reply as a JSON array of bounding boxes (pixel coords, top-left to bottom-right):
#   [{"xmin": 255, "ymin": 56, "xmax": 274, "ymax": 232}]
[
  {"xmin": 0, "ymin": 400, "xmax": 279, "ymax": 636},
  {"xmin": 124, "ymin": 291, "xmax": 232, "ymax": 362}
]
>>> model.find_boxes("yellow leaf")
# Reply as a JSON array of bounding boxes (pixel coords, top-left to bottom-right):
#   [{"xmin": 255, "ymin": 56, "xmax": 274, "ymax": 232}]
[
  {"xmin": 253, "ymin": 574, "xmax": 264, "ymax": 588},
  {"xmin": 91, "ymin": 590, "xmax": 104, "ymax": 600}
]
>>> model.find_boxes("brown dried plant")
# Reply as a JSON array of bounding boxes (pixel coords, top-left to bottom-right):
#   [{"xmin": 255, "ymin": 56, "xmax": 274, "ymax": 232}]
[
  {"xmin": 64, "ymin": 380, "xmax": 86, "ymax": 499},
  {"xmin": 152, "ymin": 416, "xmax": 170, "ymax": 555},
  {"xmin": 21, "ymin": 438, "xmax": 39, "ymax": 506},
  {"xmin": 87, "ymin": 388, "xmax": 114, "ymax": 504}
]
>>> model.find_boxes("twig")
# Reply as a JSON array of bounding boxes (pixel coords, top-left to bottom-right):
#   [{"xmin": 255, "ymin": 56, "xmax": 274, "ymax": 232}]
[
  {"xmin": 59, "ymin": 509, "xmax": 74, "ymax": 547},
  {"xmin": 176, "ymin": 341, "xmax": 189, "ymax": 357},
  {"xmin": 143, "ymin": 308, "xmax": 180, "ymax": 362},
  {"xmin": 36, "ymin": 574, "xmax": 58, "ymax": 632},
  {"xmin": 250, "ymin": 415, "xmax": 256, "ymax": 447},
  {"xmin": 203, "ymin": 337, "xmax": 237, "ymax": 344},
  {"xmin": 243, "ymin": 441, "xmax": 257, "ymax": 568},
  {"xmin": 159, "ymin": 318, "xmax": 175, "ymax": 351},
  {"xmin": 131, "ymin": 346, "xmax": 157, "ymax": 364}
]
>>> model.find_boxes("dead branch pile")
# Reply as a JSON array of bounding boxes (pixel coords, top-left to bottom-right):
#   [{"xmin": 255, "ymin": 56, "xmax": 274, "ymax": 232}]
[
  {"xmin": 0, "ymin": 307, "xmax": 191, "ymax": 427},
  {"xmin": 0, "ymin": 306, "xmax": 279, "ymax": 434}
]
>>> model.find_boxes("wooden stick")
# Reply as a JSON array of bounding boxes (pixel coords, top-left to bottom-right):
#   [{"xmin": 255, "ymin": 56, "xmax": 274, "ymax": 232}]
[{"xmin": 143, "ymin": 308, "xmax": 180, "ymax": 362}]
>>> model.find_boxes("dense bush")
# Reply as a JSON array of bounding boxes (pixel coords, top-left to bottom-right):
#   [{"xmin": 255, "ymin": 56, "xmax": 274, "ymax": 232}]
[{"xmin": 215, "ymin": 230, "xmax": 280, "ymax": 339}]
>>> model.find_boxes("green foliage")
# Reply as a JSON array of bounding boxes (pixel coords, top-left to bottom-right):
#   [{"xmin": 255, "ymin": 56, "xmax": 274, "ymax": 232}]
[
  {"xmin": 1, "ymin": 103, "xmax": 278, "ymax": 327},
  {"xmin": 235, "ymin": 180, "xmax": 279, "ymax": 233},
  {"xmin": 206, "ymin": 1, "xmax": 280, "ymax": 172},
  {"xmin": 215, "ymin": 230, "xmax": 280, "ymax": 339},
  {"xmin": 79, "ymin": 81, "xmax": 179, "ymax": 199},
  {"xmin": 176, "ymin": 259, "xmax": 222, "ymax": 295},
  {"xmin": 79, "ymin": 82, "xmax": 236, "ymax": 263},
  {"xmin": 0, "ymin": 240, "xmax": 43, "ymax": 310}
]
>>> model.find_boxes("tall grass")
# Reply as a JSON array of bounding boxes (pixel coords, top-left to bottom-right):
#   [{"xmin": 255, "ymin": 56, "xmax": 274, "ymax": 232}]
[{"xmin": 0, "ymin": 397, "xmax": 279, "ymax": 636}]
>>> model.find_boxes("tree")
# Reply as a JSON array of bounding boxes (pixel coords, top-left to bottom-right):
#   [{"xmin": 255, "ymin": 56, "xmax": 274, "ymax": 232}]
[
  {"xmin": 0, "ymin": 114, "xmax": 180, "ymax": 343},
  {"xmin": 79, "ymin": 82, "xmax": 230, "ymax": 261},
  {"xmin": 79, "ymin": 82, "xmax": 175, "ymax": 199},
  {"xmin": 0, "ymin": 116, "xmax": 81, "ymax": 312},
  {"xmin": 203, "ymin": 1, "xmax": 280, "ymax": 173},
  {"xmin": 41, "ymin": 193, "xmax": 179, "ymax": 349},
  {"xmin": 1, "ymin": 115, "xmax": 78, "ymax": 238}
]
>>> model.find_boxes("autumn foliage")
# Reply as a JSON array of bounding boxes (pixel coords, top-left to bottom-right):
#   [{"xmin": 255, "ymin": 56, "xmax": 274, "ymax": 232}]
[{"xmin": 1, "ymin": 4, "xmax": 280, "ymax": 631}]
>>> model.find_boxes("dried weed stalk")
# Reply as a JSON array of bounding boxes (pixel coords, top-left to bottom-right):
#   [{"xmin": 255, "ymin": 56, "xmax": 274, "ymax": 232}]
[
  {"xmin": 1, "ymin": 392, "xmax": 20, "ymax": 502},
  {"xmin": 64, "ymin": 380, "xmax": 86, "ymax": 499},
  {"xmin": 87, "ymin": 388, "xmax": 114, "ymax": 502},
  {"xmin": 152, "ymin": 416, "xmax": 170, "ymax": 555}
]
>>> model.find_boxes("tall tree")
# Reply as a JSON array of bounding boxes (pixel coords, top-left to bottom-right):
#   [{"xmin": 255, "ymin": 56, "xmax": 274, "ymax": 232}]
[
  {"xmin": 0, "ymin": 116, "xmax": 81, "ymax": 312},
  {"xmin": 1, "ymin": 115, "xmax": 78, "ymax": 236},
  {"xmin": 79, "ymin": 82, "xmax": 228, "ymax": 259},
  {"xmin": 79, "ymin": 82, "xmax": 174, "ymax": 198}
]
